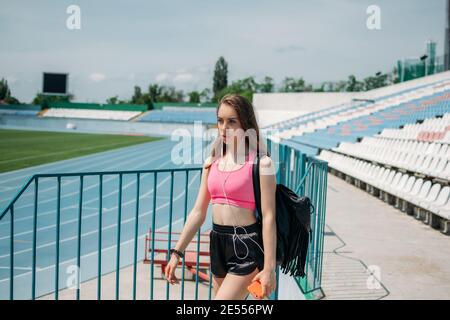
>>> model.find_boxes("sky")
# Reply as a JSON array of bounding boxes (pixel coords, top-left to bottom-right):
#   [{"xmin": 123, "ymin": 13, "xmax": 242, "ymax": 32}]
[{"xmin": 0, "ymin": 0, "xmax": 446, "ymax": 103}]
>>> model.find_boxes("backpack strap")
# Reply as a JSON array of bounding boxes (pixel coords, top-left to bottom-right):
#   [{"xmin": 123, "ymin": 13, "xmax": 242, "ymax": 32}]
[{"xmin": 252, "ymin": 153, "xmax": 263, "ymax": 224}]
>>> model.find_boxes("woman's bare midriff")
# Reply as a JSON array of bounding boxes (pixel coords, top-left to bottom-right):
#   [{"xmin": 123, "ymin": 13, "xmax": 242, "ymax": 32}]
[{"xmin": 212, "ymin": 203, "xmax": 258, "ymax": 226}]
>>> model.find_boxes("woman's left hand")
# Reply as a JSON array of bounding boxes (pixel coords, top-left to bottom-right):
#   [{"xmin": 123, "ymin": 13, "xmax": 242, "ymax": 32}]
[{"xmin": 251, "ymin": 268, "xmax": 277, "ymax": 299}]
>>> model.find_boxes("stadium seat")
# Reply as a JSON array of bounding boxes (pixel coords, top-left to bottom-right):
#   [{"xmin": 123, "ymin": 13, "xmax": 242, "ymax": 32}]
[
  {"xmin": 43, "ymin": 108, "xmax": 141, "ymax": 121},
  {"xmin": 398, "ymin": 178, "xmax": 424, "ymax": 203},
  {"xmin": 438, "ymin": 201, "xmax": 450, "ymax": 219},
  {"xmin": 393, "ymin": 175, "xmax": 416, "ymax": 198},
  {"xmin": 426, "ymin": 187, "xmax": 450, "ymax": 214},
  {"xmin": 403, "ymin": 180, "xmax": 432, "ymax": 206},
  {"xmin": 418, "ymin": 183, "xmax": 442, "ymax": 209}
]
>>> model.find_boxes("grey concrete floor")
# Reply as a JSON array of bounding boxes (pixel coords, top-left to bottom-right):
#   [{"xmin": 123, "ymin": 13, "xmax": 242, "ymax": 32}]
[{"xmin": 322, "ymin": 173, "xmax": 450, "ymax": 300}]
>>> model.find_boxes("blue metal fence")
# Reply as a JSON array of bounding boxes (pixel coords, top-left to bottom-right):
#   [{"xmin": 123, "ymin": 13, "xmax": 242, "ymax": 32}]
[{"xmin": 0, "ymin": 140, "xmax": 327, "ymax": 300}]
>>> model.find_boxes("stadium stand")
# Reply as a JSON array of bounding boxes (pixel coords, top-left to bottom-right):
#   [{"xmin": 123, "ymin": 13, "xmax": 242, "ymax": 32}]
[
  {"xmin": 316, "ymin": 108, "xmax": 450, "ymax": 234},
  {"xmin": 162, "ymin": 106, "xmax": 216, "ymax": 112},
  {"xmin": 37, "ymin": 102, "xmax": 219, "ymax": 123},
  {"xmin": 46, "ymin": 101, "xmax": 147, "ymax": 112},
  {"xmin": 267, "ymin": 79, "xmax": 450, "ymax": 155},
  {"xmin": 317, "ymin": 150, "xmax": 450, "ymax": 233},
  {"xmin": 39, "ymin": 102, "xmax": 146, "ymax": 121},
  {"xmin": 263, "ymin": 79, "xmax": 450, "ymax": 136},
  {"xmin": 377, "ymin": 113, "xmax": 450, "ymax": 142},
  {"xmin": 138, "ymin": 109, "xmax": 217, "ymax": 124},
  {"xmin": 42, "ymin": 108, "xmax": 141, "ymax": 121},
  {"xmin": 256, "ymin": 74, "xmax": 450, "ymax": 236},
  {"xmin": 152, "ymin": 102, "xmax": 216, "ymax": 110},
  {"xmin": 331, "ymin": 135, "xmax": 450, "ymax": 180},
  {"xmin": 0, "ymin": 104, "xmax": 41, "ymax": 116}
]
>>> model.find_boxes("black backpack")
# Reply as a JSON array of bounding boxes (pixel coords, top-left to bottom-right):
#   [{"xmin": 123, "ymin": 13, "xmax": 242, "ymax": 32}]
[{"xmin": 252, "ymin": 154, "xmax": 314, "ymax": 277}]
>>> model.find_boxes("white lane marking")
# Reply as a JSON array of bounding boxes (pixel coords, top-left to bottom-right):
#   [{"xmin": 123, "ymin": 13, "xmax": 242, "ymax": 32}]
[{"xmin": 0, "ymin": 147, "xmax": 203, "ymax": 259}]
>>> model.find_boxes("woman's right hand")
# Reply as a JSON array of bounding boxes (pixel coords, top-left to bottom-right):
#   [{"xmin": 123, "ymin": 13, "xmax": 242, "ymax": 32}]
[{"xmin": 164, "ymin": 253, "xmax": 180, "ymax": 285}]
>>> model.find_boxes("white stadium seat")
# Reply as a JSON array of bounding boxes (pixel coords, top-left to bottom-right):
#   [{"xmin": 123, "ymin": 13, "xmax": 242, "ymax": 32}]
[
  {"xmin": 427, "ymin": 187, "xmax": 450, "ymax": 215},
  {"xmin": 43, "ymin": 108, "xmax": 141, "ymax": 121},
  {"xmin": 438, "ymin": 201, "xmax": 450, "ymax": 220},
  {"xmin": 418, "ymin": 183, "xmax": 442, "ymax": 210}
]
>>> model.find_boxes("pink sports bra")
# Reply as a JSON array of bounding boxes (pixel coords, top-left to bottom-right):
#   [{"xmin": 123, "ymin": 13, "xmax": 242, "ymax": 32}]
[{"xmin": 207, "ymin": 149, "xmax": 257, "ymax": 212}]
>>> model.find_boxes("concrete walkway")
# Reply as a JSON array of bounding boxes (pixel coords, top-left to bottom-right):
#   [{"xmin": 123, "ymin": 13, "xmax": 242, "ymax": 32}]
[{"xmin": 322, "ymin": 173, "xmax": 450, "ymax": 299}]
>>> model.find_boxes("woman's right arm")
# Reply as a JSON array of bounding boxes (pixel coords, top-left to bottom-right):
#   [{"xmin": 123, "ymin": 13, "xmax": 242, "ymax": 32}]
[
  {"xmin": 165, "ymin": 156, "xmax": 213, "ymax": 284},
  {"xmin": 172, "ymin": 156, "xmax": 212, "ymax": 253}
]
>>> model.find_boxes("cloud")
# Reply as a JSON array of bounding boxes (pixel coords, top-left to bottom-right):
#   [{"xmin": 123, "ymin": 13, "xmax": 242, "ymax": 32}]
[
  {"xmin": 155, "ymin": 72, "xmax": 169, "ymax": 82},
  {"xmin": 275, "ymin": 44, "xmax": 306, "ymax": 54},
  {"xmin": 89, "ymin": 73, "xmax": 106, "ymax": 82},
  {"xmin": 173, "ymin": 73, "xmax": 193, "ymax": 83}
]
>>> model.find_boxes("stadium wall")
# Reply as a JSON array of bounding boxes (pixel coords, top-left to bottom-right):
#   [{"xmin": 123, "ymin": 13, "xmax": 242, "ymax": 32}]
[
  {"xmin": 359, "ymin": 69, "xmax": 450, "ymax": 99},
  {"xmin": 253, "ymin": 92, "xmax": 362, "ymax": 112},
  {"xmin": 253, "ymin": 92, "xmax": 364, "ymax": 128},
  {"xmin": 0, "ymin": 115, "xmax": 208, "ymax": 138},
  {"xmin": 0, "ymin": 104, "xmax": 42, "ymax": 111}
]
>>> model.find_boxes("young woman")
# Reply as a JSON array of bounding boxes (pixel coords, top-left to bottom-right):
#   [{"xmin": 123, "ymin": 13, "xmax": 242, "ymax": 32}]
[{"xmin": 164, "ymin": 94, "xmax": 277, "ymax": 300}]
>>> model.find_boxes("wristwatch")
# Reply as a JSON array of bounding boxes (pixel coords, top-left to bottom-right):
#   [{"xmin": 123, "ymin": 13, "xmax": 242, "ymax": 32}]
[{"xmin": 170, "ymin": 249, "xmax": 184, "ymax": 259}]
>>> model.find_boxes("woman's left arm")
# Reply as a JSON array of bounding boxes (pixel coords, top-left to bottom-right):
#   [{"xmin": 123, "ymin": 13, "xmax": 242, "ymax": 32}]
[{"xmin": 252, "ymin": 155, "xmax": 277, "ymax": 298}]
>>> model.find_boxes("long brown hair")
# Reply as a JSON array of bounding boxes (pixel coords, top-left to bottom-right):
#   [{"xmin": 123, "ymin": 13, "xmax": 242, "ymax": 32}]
[{"xmin": 204, "ymin": 93, "xmax": 269, "ymax": 169}]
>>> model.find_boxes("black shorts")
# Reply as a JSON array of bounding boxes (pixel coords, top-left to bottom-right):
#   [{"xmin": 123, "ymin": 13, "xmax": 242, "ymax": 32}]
[{"xmin": 209, "ymin": 222, "xmax": 265, "ymax": 278}]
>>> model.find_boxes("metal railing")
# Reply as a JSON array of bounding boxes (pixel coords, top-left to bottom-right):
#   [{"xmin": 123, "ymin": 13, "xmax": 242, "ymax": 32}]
[
  {"xmin": 0, "ymin": 140, "xmax": 327, "ymax": 300},
  {"xmin": 267, "ymin": 140, "xmax": 328, "ymax": 299}
]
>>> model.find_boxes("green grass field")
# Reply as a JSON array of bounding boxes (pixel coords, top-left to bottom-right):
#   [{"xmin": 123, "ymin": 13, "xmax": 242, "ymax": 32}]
[{"xmin": 0, "ymin": 129, "xmax": 164, "ymax": 173}]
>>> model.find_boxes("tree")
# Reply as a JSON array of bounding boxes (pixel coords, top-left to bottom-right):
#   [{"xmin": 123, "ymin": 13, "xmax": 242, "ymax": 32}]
[
  {"xmin": 143, "ymin": 84, "xmax": 184, "ymax": 109},
  {"xmin": 257, "ymin": 76, "xmax": 274, "ymax": 93},
  {"xmin": 216, "ymin": 76, "xmax": 257, "ymax": 102},
  {"xmin": 140, "ymin": 93, "xmax": 152, "ymax": 109},
  {"xmin": 0, "ymin": 78, "xmax": 11, "ymax": 100},
  {"xmin": 131, "ymin": 86, "xmax": 142, "ymax": 104},
  {"xmin": 32, "ymin": 93, "xmax": 74, "ymax": 108},
  {"xmin": 188, "ymin": 91, "xmax": 201, "ymax": 103},
  {"xmin": 106, "ymin": 95, "xmax": 119, "ymax": 105},
  {"xmin": 213, "ymin": 56, "xmax": 228, "ymax": 101},
  {"xmin": 314, "ymin": 83, "xmax": 326, "ymax": 92},
  {"xmin": 314, "ymin": 81, "xmax": 346, "ymax": 92},
  {"xmin": 304, "ymin": 84, "xmax": 313, "ymax": 92},
  {"xmin": 363, "ymin": 73, "xmax": 388, "ymax": 91},
  {"xmin": 281, "ymin": 77, "xmax": 307, "ymax": 92},
  {"xmin": 159, "ymin": 86, "xmax": 184, "ymax": 102},
  {"xmin": 0, "ymin": 78, "xmax": 21, "ymax": 104},
  {"xmin": 200, "ymin": 88, "xmax": 212, "ymax": 102},
  {"xmin": 5, "ymin": 96, "xmax": 20, "ymax": 104},
  {"xmin": 334, "ymin": 80, "xmax": 347, "ymax": 92},
  {"xmin": 390, "ymin": 67, "xmax": 400, "ymax": 84},
  {"xmin": 346, "ymin": 75, "xmax": 364, "ymax": 92},
  {"xmin": 128, "ymin": 85, "xmax": 152, "ymax": 108},
  {"xmin": 149, "ymin": 84, "xmax": 163, "ymax": 103}
]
